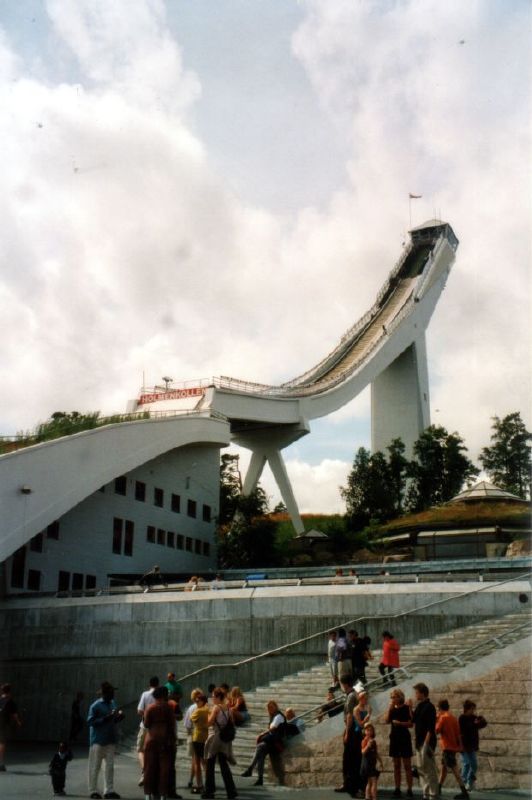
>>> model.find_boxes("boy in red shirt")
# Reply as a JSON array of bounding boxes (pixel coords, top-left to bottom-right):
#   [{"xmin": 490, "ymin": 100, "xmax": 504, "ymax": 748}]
[{"xmin": 436, "ymin": 699, "xmax": 469, "ymax": 799}]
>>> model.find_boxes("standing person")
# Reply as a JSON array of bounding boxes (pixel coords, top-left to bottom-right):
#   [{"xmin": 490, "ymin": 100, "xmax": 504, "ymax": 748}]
[
  {"xmin": 334, "ymin": 674, "xmax": 358, "ymax": 796},
  {"xmin": 353, "ymin": 690, "xmax": 372, "ymax": 796},
  {"xmin": 143, "ymin": 686, "xmax": 181, "ymax": 800},
  {"xmin": 336, "ymin": 628, "xmax": 352, "ymax": 682},
  {"xmin": 185, "ymin": 689, "xmax": 203, "ymax": 790},
  {"xmin": 350, "ymin": 631, "xmax": 368, "ymax": 685},
  {"xmin": 0, "ymin": 684, "xmax": 22, "ymax": 771},
  {"xmin": 328, "ymin": 631, "xmax": 339, "ymax": 688},
  {"xmin": 435, "ymin": 699, "xmax": 469, "ymax": 799},
  {"xmin": 203, "ymin": 687, "xmax": 237, "ymax": 799},
  {"xmin": 137, "ymin": 676, "xmax": 159, "ymax": 786},
  {"xmin": 241, "ymin": 700, "xmax": 287, "ymax": 786},
  {"xmin": 379, "ymin": 631, "xmax": 400, "ymax": 687},
  {"xmin": 87, "ymin": 681, "xmax": 124, "ymax": 800},
  {"xmin": 69, "ymin": 691, "xmax": 84, "ymax": 742},
  {"xmin": 48, "ymin": 741, "xmax": 73, "ymax": 797},
  {"xmin": 138, "ymin": 565, "xmax": 167, "ymax": 591},
  {"xmin": 458, "ymin": 700, "xmax": 487, "ymax": 792},
  {"xmin": 190, "ymin": 693, "xmax": 209, "ymax": 794},
  {"xmin": 411, "ymin": 683, "xmax": 438, "ymax": 800},
  {"xmin": 385, "ymin": 688, "xmax": 414, "ymax": 798},
  {"xmin": 360, "ymin": 723, "xmax": 383, "ymax": 800},
  {"xmin": 165, "ymin": 672, "xmax": 183, "ymax": 719}
]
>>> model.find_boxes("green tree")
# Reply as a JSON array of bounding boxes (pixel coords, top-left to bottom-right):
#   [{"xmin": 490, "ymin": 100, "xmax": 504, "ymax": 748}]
[
  {"xmin": 406, "ymin": 425, "xmax": 478, "ymax": 511},
  {"xmin": 386, "ymin": 437, "xmax": 409, "ymax": 515},
  {"xmin": 479, "ymin": 412, "xmax": 531, "ymax": 499},
  {"xmin": 218, "ymin": 454, "xmax": 242, "ymax": 525},
  {"xmin": 340, "ymin": 447, "xmax": 396, "ymax": 530}
]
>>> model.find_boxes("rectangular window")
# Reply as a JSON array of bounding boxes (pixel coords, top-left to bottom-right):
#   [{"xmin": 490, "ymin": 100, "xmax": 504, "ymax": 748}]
[
  {"xmin": 171, "ymin": 493, "xmax": 181, "ymax": 513},
  {"xmin": 114, "ymin": 475, "xmax": 127, "ymax": 495},
  {"xmin": 112, "ymin": 517, "xmax": 123, "ymax": 554},
  {"xmin": 135, "ymin": 481, "xmax": 146, "ymax": 502},
  {"xmin": 154, "ymin": 487, "xmax": 164, "ymax": 507},
  {"xmin": 187, "ymin": 499, "xmax": 197, "ymax": 518},
  {"xmin": 11, "ymin": 546, "xmax": 26, "ymax": 588},
  {"xmin": 30, "ymin": 532, "xmax": 43, "ymax": 552},
  {"xmin": 72, "ymin": 573, "xmax": 83, "ymax": 591},
  {"xmin": 57, "ymin": 570, "xmax": 70, "ymax": 592},
  {"xmin": 185, "ymin": 537, "xmax": 193, "ymax": 552},
  {"xmin": 202, "ymin": 504, "xmax": 212, "ymax": 523},
  {"xmin": 147, "ymin": 525, "xmax": 155, "ymax": 543},
  {"xmin": 157, "ymin": 528, "xmax": 165, "ymax": 545},
  {"xmin": 176, "ymin": 534, "xmax": 184, "ymax": 550},
  {"xmin": 85, "ymin": 574, "xmax": 97, "ymax": 590},
  {"xmin": 167, "ymin": 531, "xmax": 175, "ymax": 548},
  {"xmin": 124, "ymin": 520, "xmax": 134, "ymax": 556},
  {"xmin": 27, "ymin": 569, "xmax": 41, "ymax": 591},
  {"xmin": 203, "ymin": 541, "xmax": 211, "ymax": 557},
  {"xmin": 194, "ymin": 539, "xmax": 202, "ymax": 555},
  {"xmin": 46, "ymin": 521, "xmax": 60, "ymax": 539}
]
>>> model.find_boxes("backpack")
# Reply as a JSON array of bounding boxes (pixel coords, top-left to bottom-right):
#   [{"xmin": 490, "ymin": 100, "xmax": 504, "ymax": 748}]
[{"xmin": 217, "ymin": 709, "xmax": 236, "ymax": 743}]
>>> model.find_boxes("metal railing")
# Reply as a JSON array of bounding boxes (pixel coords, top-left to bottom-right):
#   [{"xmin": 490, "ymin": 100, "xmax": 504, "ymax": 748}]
[
  {"xmin": 298, "ymin": 615, "xmax": 532, "ymax": 727},
  {"xmin": 175, "ymin": 571, "xmax": 531, "ymax": 684}
]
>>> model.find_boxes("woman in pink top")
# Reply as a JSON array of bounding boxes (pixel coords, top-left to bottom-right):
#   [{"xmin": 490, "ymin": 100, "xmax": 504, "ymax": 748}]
[{"xmin": 379, "ymin": 630, "xmax": 400, "ymax": 687}]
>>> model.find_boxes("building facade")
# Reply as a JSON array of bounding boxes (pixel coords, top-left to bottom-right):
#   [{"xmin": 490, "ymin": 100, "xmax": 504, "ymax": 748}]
[{"xmin": 3, "ymin": 441, "xmax": 222, "ymax": 595}]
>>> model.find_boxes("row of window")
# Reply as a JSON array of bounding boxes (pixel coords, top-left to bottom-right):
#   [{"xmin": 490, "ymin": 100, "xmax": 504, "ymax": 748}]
[
  {"xmin": 58, "ymin": 571, "xmax": 96, "ymax": 592},
  {"xmin": 110, "ymin": 477, "xmax": 212, "ymax": 521},
  {"xmin": 146, "ymin": 525, "xmax": 210, "ymax": 557},
  {"xmin": 112, "ymin": 518, "xmax": 211, "ymax": 558}
]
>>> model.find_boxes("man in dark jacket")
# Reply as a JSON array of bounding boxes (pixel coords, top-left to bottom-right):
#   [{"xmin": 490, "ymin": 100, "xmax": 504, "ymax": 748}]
[
  {"xmin": 459, "ymin": 700, "xmax": 487, "ymax": 791},
  {"xmin": 412, "ymin": 683, "xmax": 438, "ymax": 799}
]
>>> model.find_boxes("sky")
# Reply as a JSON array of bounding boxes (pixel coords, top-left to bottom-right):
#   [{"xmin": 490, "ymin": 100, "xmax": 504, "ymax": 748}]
[{"xmin": 0, "ymin": 0, "xmax": 530, "ymax": 513}]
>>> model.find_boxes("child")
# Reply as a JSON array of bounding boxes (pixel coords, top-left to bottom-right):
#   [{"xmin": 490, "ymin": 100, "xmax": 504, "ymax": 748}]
[
  {"xmin": 459, "ymin": 699, "xmax": 487, "ymax": 791},
  {"xmin": 435, "ymin": 699, "xmax": 469, "ymax": 799},
  {"xmin": 361, "ymin": 723, "xmax": 383, "ymax": 800},
  {"xmin": 48, "ymin": 741, "xmax": 72, "ymax": 796}
]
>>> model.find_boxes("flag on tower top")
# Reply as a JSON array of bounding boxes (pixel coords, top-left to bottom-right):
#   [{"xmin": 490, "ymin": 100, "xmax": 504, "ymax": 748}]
[{"xmin": 409, "ymin": 193, "xmax": 422, "ymax": 199}]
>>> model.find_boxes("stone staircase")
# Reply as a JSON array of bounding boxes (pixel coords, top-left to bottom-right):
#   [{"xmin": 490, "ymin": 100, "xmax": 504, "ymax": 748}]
[{"xmin": 231, "ymin": 610, "xmax": 531, "ymax": 772}]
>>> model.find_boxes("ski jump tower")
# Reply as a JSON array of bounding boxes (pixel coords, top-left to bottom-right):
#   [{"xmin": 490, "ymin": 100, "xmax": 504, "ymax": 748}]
[{"xmin": 136, "ymin": 219, "xmax": 459, "ymax": 534}]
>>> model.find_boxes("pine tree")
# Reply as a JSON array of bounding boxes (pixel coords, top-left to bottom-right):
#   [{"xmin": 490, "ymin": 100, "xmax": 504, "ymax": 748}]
[{"xmin": 479, "ymin": 412, "xmax": 531, "ymax": 499}]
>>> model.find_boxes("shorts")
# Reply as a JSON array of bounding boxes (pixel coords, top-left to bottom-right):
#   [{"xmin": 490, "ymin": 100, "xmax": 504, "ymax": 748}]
[
  {"xmin": 192, "ymin": 741, "xmax": 205, "ymax": 758},
  {"xmin": 442, "ymin": 750, "xmax": 458, "ymax": 768},
  {"xmin": 137, "ymin": 726, "xmax": 146, "ymax": 752}
]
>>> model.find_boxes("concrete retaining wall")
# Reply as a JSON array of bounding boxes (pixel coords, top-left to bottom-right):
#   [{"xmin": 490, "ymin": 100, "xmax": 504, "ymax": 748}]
[{"xmin": 0, "ymin": 580, "xmax": 529, "ymax": 741}]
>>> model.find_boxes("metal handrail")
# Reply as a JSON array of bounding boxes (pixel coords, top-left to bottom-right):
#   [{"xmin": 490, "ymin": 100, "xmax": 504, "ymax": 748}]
[
  {"xmin": 297, "ymin": 616, "xmax": 532, "ymax": 726},
  {"xmin": 176, "ymin": 571, "xmax": 531, "ymax": 683}
]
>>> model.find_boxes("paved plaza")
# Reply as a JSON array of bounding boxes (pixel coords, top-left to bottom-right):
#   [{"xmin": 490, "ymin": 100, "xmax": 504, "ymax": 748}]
[{"xmin": 0, "ymin": 744, "xmax": 527, "ymax": 800}]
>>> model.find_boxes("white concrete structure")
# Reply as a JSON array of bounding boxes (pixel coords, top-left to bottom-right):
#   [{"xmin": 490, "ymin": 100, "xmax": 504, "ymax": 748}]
[
  {"xmin": 0, "ymin": 413, "xmax": 230, "ymax": 593},
  {"xmin": 0, "ymin": 220, "xmax": 458, "ymax": 585},
  {"xmin": 135, "ymin": 220, "xmax": 459, "ymax": 532}
]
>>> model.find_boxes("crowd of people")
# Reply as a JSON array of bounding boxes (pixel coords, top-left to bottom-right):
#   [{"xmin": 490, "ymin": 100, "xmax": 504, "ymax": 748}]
[
  {"xmin": 0, "ymin": 644, "xmax": 489, "ymax": 800},
  {"xmin": 330, "ymin": 655, "xmax": 487, "ymax": 800}
]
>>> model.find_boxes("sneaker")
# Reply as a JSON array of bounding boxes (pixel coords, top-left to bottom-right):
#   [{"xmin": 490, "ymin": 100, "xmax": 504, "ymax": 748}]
[
  {"xmin": 90, "ymin": 794, "xmax": 102, "ymax": 799},
  {"xmin": 138, "ymin": 775, "xmax": 144, "ymax": 786}
]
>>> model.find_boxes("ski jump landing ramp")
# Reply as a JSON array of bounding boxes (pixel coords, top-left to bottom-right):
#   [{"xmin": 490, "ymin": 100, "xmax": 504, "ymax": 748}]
[
  {"xmin": 1, "ymin": 219, "xmax": 458, "ymax": 547},
  {"xmin": 141, "ymin": 219, "xmax": 459, "ymax": 533}
]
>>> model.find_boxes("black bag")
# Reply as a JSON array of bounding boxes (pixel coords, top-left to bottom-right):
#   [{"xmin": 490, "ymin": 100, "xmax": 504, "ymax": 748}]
[{"xmin": 217, "ymin": 710, "xmax": 236, "ymax": 743}]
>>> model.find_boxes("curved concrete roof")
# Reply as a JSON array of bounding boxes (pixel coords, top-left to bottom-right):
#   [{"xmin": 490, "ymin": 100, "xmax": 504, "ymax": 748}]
[{"xmin": 0, "ymin": 413, "xmax": 230, "ymax": 561}]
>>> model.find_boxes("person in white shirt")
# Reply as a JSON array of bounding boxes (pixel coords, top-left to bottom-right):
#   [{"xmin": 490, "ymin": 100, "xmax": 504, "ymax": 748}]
[{"xmin": 136, "ymin": 676, "xmax": 159, "ymax": 786}]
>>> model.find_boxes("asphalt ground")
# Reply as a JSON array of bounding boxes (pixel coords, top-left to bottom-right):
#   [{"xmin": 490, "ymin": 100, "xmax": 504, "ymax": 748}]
[{"xmin": 0, "ymin": 744, "xmax": 527, "ymax": 800}]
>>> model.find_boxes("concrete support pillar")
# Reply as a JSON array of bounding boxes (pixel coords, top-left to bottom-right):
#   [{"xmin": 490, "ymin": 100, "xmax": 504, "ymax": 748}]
[
  {"xmin": 266, "ymin": 449, "xmax": 305, "ymax": 534},
  {"xmin": 371, "ymin": 335, "xmax": 430, "ymax": 457},
  {"xmin": 241, "ymin": 450, "xmax": 267, "ymax": 495}
]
